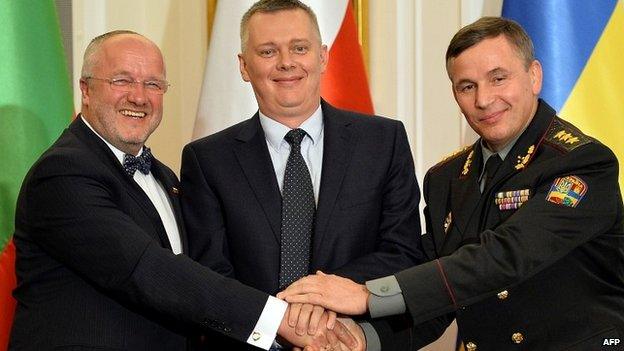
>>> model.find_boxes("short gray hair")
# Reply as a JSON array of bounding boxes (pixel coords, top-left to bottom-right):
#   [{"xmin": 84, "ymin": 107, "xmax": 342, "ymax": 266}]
[
  {"xmin": 240, "ymin": 0, "xmax": 321, "ymax": 52},
  {"xmin": 80, "ymin": 30, "xmax": 141, "ymax": 78}
]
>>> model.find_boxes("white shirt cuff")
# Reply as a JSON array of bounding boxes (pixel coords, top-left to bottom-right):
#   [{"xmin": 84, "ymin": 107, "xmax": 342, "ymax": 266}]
[{"xmin": 246, "ymin": 296, "xmax": 288, "ymax": 350}]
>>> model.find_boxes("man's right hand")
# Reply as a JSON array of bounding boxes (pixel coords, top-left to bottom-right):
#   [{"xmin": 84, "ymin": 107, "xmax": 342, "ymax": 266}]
[
  {"xmin": 292, "ymin": 317, "xmax": 366, "ymax": 351},
  {"xmin": 278, "ymin": 305, "xmax": 361, "ymax": 350}
]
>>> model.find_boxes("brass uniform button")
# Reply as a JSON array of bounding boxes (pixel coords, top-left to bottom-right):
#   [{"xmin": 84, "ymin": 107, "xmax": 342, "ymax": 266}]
[
  {"xmin": 512, "ymin": 332, "xmax": 524, "ymax": 344},
  {"xmin": 465, "ymin": 341, "xmax": 477, "ymax": 351},
  {"xmin": 497, "ymin": 290, "xmax": 509, "ymax": 300}
]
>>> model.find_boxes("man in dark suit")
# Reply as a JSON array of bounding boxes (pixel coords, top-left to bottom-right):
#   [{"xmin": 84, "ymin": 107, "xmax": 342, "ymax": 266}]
[
  {"xmin": 9, "ymin": 30, "xmax": 357, "ymax": 351},
  {"xmin": 279, "ymin": 17, "xmax": 624, "ymax": 350},
  {"xmin": 181, "ymin": 1, "xmax": 431, "ymax": 349}
]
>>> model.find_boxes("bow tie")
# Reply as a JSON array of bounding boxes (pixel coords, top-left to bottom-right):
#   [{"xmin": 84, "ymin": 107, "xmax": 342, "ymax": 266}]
[{"xmin": 123, "ymin": 147, "xmax": 153, "ymax": 177}]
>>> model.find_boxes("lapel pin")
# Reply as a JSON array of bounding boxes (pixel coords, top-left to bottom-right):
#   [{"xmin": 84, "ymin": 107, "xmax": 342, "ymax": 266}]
[{"xmin": 443, "ymin": 212, "xmax": 453, "ymax": 234}]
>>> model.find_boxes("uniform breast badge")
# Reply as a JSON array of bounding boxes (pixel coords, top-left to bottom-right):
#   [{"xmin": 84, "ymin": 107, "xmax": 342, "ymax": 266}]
[
  {"xmin": 495, "ymin": 189, "xmax": 531, "ymax": 210},
  {"xmin": 546, "ymin": 175, "xmax": 587, "ymax": 207},
  {"xmin": 443, "ymin": 212, "xmax": 452, "ymax": 234}
]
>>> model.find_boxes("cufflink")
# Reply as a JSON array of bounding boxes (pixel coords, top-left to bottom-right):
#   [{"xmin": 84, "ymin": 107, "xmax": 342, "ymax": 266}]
[
  {"xmin": 171, "ymin": 187, "xmax": 179, "ymax": 195},
  {"xmin": 252, "ymin": 331, "xmax": 261, "ymax": 341}
]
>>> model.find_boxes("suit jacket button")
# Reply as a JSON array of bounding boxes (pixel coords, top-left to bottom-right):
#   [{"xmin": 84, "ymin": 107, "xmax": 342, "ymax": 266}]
[
  {"xmin": 465, "ymin": 341, "xmax": 477, "ymax": 351},
  {"xmin": 512, "ymin": 332, "xmax": 524, "ymax": 344},
  {"xmin": 497, "ymin": 290, "xmax": 509, "ymax": 300}
]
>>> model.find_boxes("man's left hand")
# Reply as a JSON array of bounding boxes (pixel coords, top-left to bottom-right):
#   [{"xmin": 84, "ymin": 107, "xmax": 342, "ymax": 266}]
[{"xmin": 278, "ymin": 271, "xmax": 369, "ymax": 316}]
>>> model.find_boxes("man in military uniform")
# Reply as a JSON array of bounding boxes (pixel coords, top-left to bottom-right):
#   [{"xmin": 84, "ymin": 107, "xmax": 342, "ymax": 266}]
[{"xmin": 279, "ymin": 17, "xmax": 624, "ymax": 350}]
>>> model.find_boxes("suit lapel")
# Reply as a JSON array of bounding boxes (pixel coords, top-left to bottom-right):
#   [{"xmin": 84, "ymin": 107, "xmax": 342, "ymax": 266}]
[
  {"xmin": 233, "ymin": 115, "xmax": 283, "ymax": 243},
  {"xmin": 313, "ymin": 102, "xmax": 355, "ymax": 251},
  {"xmin": 70, "ymin": 117, "xmax": 172, "ymax": 250}
]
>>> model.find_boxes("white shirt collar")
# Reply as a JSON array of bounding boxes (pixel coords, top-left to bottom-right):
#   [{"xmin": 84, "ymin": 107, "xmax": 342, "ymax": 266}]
[{"xmin": 258, "ymin": 105, "xmax": 324, "ymax": 152}]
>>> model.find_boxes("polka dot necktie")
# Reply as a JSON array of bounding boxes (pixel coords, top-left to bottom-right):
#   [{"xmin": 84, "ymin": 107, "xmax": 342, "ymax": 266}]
[
  {"xmin": 279, "ymin": 129, "xmax": 315, "ymax": 289},
  {"xmin": 123, "ymin": 147, "xmax": 153, "ymax": 177}
]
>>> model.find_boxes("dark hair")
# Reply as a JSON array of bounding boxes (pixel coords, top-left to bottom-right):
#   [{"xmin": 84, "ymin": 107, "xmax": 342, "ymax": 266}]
[
  {"xmin": 446, "ymin": 17, "xmax": 534, "ymax": 71},
  {"xmin": 240, "ymin": 0, "xmax": 321, "ymax": 52}
]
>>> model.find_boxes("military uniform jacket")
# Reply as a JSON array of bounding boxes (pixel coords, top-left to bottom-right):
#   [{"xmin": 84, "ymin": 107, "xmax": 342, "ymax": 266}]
[{"xmin": 394, "ymin": 100, "xmax": 624, "ymax": 350}]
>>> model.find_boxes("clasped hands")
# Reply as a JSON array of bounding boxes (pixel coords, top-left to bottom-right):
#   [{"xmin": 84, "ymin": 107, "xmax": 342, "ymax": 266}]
[{"xmin": 277, "ymin": 271, "xmax": 370, "ymax": 351}]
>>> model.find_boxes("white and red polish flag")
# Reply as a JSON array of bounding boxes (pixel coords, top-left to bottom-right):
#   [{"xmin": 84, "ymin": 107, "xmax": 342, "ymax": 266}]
[{"xmin": 192, "ymin": 0, "xmax": 373, "ymax": 139}]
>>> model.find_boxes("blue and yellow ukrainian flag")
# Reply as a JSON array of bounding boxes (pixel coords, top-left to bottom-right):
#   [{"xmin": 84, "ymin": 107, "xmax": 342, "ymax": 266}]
[{"xmin": 503, "ymin": 0, "xmax": 624, "ymax": 194}]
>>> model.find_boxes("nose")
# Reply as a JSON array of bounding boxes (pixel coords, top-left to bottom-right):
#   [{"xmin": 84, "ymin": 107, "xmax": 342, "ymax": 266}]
[
  {"xmin": 126, "ymin": 82, "xmax": 147, "ymax": 105},
  {"xmin": 277, "ymin": 51, "xmax": 296, "ymax": 71},
  {"xmin": 474, "ymin": 85, "xmax": 495, "ymax": 109}
]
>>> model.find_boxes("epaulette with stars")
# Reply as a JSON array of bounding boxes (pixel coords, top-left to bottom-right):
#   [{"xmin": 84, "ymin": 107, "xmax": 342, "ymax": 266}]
[
  {"xmin": 429, "ymin": 145, "xmax": 473, "ymax": 173},
  {"xmin": 544, "ymin": 117, "xmax": 593, "ymax": 153}
]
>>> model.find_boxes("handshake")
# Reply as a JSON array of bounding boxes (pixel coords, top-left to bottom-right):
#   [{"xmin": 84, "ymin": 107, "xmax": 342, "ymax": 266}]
[{"xmin": 276, "ymin": 271, "xmax": 370, "ymax": 351}]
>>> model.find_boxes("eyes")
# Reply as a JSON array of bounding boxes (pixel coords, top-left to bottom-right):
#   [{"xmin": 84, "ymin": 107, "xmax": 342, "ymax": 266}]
[
  {"xmin": 293, "ymin": 45, "xmax": 308, "ymax": 54},
  {"xmin": 458, "ymin": 83, "xmax": 475, "ymax": 93},
  {"xmin": 110, "ymin": 77, "xmax": 168, "ymax": 92},
  {"xmin": 258, "ymin": 44, "xmax": 310, "ymax": 58},
  {"xmin": 456, "ymin": 75, "xmax": 508, "ymax": 93}
]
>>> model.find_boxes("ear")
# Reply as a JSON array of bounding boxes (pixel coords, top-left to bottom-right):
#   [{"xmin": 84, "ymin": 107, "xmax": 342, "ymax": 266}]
[
  {"xmin": 319, "ymin": 44, "xmax": 329, "ymax": 73},
  {"xmin": 79, "ymin": 79, "xmax": 90, "ymax": 105},
  {"xmin": 529, "ymin": 59, "xmax": 543, "ymax": 96},
  {"xmin": 238, "ymin": 53, "xmax": 251, "ymax": 82}
]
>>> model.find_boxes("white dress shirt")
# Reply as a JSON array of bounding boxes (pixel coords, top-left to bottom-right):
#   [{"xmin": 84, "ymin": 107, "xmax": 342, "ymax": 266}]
[{"xmin": 259, "ymin": 106, "xmax": 324, "ymax": 204}]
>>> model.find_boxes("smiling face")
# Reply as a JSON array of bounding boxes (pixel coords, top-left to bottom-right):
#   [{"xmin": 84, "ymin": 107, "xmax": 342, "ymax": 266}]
[
  {"xmin": 80, "ymin": 34, "xmax": 165, "ymax": 155},
  {"xmin": 448, "ymin": 34, "xmax": 542, "ymax": 151},
  {"xmin": 238, "ymin": 8, "xmax": 328, "ymax": 127}
]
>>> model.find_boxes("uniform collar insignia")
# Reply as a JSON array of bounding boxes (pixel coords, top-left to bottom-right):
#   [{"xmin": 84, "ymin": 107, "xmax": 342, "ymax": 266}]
[
  {"xmin": 514, "ymin": 145, "xmax": 535, "ymax": 170},
  {"xmin": 461, "ymin": 150, "xmax": 475, "ymax": 176}
]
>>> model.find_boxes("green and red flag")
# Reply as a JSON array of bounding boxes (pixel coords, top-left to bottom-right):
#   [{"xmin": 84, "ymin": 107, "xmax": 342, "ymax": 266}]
[{"xmin": 0, "ymin": 1, "xmax": 73, "ymax": 348}]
